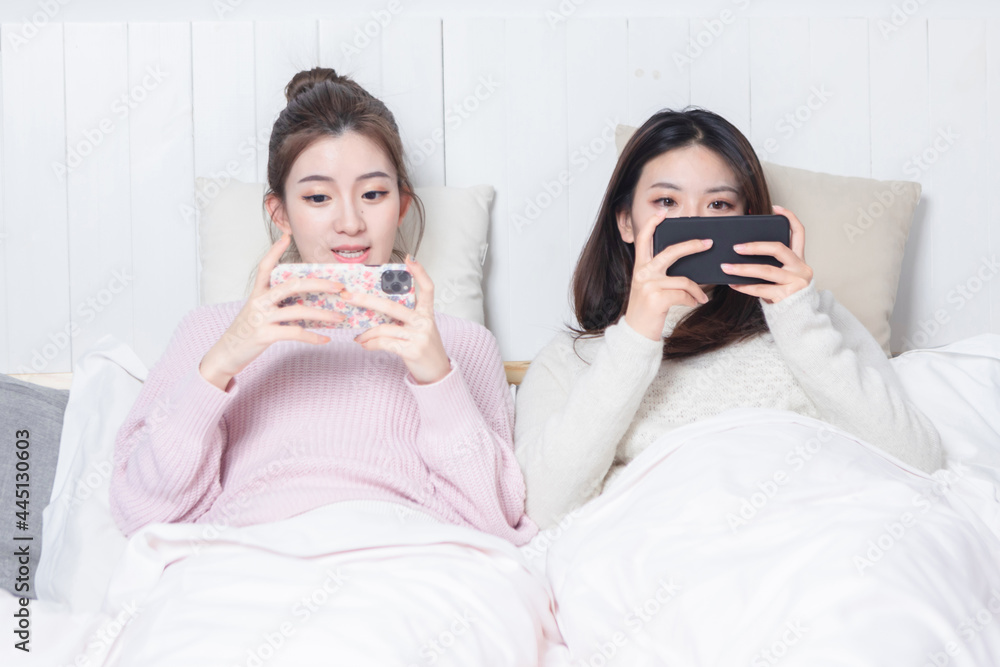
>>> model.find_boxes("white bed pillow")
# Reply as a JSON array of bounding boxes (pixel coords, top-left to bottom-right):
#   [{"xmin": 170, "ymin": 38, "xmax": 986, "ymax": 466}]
[
  {"xmin": 36, "ymin": 336, "xmax": 144, "ymax": 612},
  {"xmin": 890, "ymin": 333, "xmax": 1000, "ymax": 486},
  {"xmin": 197, "ymin": 180, "xmax": 493, "ymax": 325},
  {"xmin": 614, "ymin": 124, "xmax": 920, "ymax": 356}
]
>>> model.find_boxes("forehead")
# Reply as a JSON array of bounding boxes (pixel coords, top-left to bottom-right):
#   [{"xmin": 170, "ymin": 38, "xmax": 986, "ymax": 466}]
[
  {"xmin": 639, "ymin": 144, "xmax": 738, "ymax": 187},
  {"xmin": 290, "ymin": 132, "xmax": 394, "ymax": 177}
]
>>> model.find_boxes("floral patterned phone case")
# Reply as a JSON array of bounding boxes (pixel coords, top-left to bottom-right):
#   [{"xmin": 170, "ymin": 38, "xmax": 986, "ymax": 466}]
[{"xmin": 269, "ymin": 263, "xmax": 416, "ymax": 329}]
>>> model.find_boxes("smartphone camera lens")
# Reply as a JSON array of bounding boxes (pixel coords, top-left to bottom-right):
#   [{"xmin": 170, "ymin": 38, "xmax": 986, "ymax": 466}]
[{"xmin": 382, "ymin": 270, "xmax": 413, "ymax": 295}]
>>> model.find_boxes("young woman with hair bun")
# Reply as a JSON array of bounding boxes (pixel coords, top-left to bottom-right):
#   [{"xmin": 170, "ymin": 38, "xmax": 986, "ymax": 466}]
[
  {"xmin": 110, "ymin": 66, "xmax": 536, "ymax": 544},
  {"xmin": 101, "ymin": 66, "xmax": 556, "ymax": 667}
]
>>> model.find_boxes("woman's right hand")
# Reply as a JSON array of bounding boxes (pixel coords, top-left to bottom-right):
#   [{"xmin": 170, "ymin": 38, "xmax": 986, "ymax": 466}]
[
  {"xmin": 623, "ymin": 214, "xmax": 712, "ymax": 341},
  {"xmin": 199, "ymin": 232, "xmax": 346, "ymax": 391}
]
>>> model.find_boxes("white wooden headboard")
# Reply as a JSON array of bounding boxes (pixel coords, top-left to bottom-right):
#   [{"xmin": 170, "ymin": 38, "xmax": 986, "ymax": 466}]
[{"xmin": 1, "ymin": 9, "xmax": 998, "ymax": 376}]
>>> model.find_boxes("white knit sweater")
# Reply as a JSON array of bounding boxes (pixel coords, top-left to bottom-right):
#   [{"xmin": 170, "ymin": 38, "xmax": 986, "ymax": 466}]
[{"xmin": 514, "ymin": 280, "xmax": 944, "ymax": 528}]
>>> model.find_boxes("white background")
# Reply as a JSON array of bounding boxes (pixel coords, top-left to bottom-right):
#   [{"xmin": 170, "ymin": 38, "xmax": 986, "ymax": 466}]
[{"xmin": 1, "ymin": 0, "xmax": 998, "ymax": 370}]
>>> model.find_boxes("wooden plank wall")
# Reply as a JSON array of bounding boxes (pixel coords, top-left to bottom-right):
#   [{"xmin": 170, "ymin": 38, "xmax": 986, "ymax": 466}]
[{"xmin": 1, "ymin": 16, "xmax": 998, "ymax": 372}]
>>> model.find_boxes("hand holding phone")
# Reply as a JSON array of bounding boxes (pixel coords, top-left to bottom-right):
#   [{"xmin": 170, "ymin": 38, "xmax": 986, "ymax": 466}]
[
  {"xmin": 198, "ymin": 233, "xmax": 347, "ymax": 391},
  {"xmin": 721, "ymin": 205, "xmax": 814, "ymax": 304},
  {"xmin": 623, "ymin": 212, "xmax": 714, "ymax": 341},
  {"xmin": 653, "ymin": 213, "xmax": 791, "ymax": 286},
  {"xmin": 270, "ymin": 255, "xmax": 449, "ymax": 383},
  {"xmin": 350, "ymin": 255, "xmax": 452, "ymax": 385},
  {"xmin": 269, "ymin": 263, "xmax": 416, "ymax": 330}
]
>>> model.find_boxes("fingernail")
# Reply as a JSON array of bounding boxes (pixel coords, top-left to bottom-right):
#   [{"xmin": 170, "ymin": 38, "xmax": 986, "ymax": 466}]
[
  {"xmin": 702, "ymin": 239, "xmax": 713, "ymax": 248},
  {"xmin": 721, "ymin": 263, "xmax": 733, "ymax": 271},
  {"xmin": 733, "ymin": 244, "xmax": 745, "ymax": 251}
]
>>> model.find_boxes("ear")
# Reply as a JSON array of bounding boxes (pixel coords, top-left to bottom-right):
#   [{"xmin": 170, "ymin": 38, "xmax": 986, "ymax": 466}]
[
  {"xmin": 397, "ymin": 192, "xmax": 412, "ymax": 228},
  {"xmin": 265, "ymin": 192, "xmax": 292, "ymax": 235},
  {"xmin": 616, "ymin": 208, "xmax": 635, "ymax": 244}
]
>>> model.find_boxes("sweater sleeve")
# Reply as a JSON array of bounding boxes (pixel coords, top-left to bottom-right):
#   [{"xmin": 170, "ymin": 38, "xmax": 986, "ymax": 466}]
[
  {"xmin": 109, "ymin": 309, "xmax": 239, "ymax": 537},
  {"xmin": 514, "ymin": 320, "xmax": 663, "ymax": 528},
  {"xmin": 761, "ymin": 280, "xmax": 944, "ymax": 474},
  {"xmin": 404, "ymin": 328, "xmax": 538, "ymax": 546}
]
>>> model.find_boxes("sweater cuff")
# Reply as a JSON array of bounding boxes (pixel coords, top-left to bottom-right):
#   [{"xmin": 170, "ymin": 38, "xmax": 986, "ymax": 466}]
[
  {"xmin": 165, "ymin": 362, "xmax": 239, "ymax": 438},
  {"xmin": 760, "ymin": 278, "xmax": 820, "ymax": 330},
  {"xmin": 404, "ymin": 361, "xmax": 484, "ymax": 438},
  {"xmin": 604, "ymin": 318, "xmax": 665, "ymax": 369}
]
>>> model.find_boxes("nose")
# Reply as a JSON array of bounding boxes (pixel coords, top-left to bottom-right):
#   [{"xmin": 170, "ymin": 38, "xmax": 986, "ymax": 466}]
[{"xmin": 334, "ymin": 200, "xmax": 365, "ymax": 235}]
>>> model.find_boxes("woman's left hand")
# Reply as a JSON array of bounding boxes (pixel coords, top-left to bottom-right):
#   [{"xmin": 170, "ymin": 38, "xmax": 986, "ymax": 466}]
[
  {"xmin": 722, "ymin": 204, "xmax": 814, "ymax": 304},
  {"xmin": 349, "ymin": 255, "xmax": 452, "ymax": 384}
]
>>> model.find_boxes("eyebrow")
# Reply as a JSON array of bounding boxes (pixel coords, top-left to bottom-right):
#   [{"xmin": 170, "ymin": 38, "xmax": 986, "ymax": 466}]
[
  {"xmin": 297, "ymin": 171, "xmax": 391, "ymax": 184},
  {"xmin": 648, "ymin": 182, "xmax": 741, "ymax": 195}
]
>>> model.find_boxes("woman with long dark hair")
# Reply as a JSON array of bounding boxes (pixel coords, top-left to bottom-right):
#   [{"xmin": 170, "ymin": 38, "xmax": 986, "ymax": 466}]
[{"xmin": 514, "ymin": 108, "xmax": 943, "ymax": 528}]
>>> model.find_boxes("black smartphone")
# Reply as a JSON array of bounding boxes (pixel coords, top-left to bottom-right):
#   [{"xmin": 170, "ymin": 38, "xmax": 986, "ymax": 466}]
[{"xmin": 652, "ymin": 214, "xmax": 791, "ymax": 285}]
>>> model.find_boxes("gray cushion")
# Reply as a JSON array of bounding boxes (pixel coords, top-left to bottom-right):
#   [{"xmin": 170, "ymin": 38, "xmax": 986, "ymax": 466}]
[{"xmin": 0, "ymin": 374, "xmax": 69, "ymax": 599}]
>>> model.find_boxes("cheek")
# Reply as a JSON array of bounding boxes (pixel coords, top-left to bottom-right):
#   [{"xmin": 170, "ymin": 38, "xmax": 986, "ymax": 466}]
[
  {"xmin": 632, "ymin": 201, "xmax": 659, "ymax": 233},
  {"xmin": 369, "ymin": 200, "xmax": 402, "ymax": 246},
  {"xmin": 374, "ymin": 202, "xmax": 401, "ymax": 232},
  {"xmin": 289, "ymin": 203, "xmax": 324, "ymax": 232}
]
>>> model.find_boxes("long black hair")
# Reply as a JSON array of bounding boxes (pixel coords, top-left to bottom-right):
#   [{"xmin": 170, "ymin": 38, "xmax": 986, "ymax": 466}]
[{"xmin": 571, "ymin": 108, "xmax": 773, "ymax": 360}]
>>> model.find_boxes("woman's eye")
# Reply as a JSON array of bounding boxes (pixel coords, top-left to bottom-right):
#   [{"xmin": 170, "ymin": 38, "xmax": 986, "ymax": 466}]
[
  {"xmin": 655, "ymin": 197, "xmax": 675, "ymax": 207},
  {"xmin": 709, "ymin": 200, "xmax": 732, "ymax": 210},
  {"xmin": 362, "ymin": 190, "xmax": 388, "ymax": 201},
  {"xmin": 303, "ymin": 194, "xmax": 329, "ymax": 204}
]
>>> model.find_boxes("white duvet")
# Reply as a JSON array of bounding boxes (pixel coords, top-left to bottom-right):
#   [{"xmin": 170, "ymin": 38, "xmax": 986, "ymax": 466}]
[
  {"xmin": 4, "ymin": 333, "xmax": 1000, "ymax": 666},
  {"xmin": 537, "ymin": 408, "xmax": 1000, "ymax": 666},
  {"xmin": 5, "ymin": 501, "xmax": 568, "ymax": 667},
  {"xmin": 1, "ymin": 337, "xmax": 570, "ymax": 666}
]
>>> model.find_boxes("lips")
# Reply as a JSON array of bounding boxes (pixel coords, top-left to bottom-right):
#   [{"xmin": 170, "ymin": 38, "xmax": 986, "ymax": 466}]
[{"xmin": 332, "ymin": 247, "xmax": 371, "ymax": 263}]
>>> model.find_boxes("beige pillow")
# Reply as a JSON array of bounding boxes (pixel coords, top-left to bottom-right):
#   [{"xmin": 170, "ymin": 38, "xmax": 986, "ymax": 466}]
[
  {"xmin": 196, "ymin": 179, "xmax": 493, "ymax": 324},
  {"xmin": 615, "ymin": 124, "xmax": 920, "ymax": 355}
]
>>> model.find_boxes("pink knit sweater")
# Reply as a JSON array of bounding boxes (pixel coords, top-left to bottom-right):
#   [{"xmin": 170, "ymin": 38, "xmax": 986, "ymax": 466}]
[{"xmin": 109, "ymin": 301, "xmax": 538, "ymax": 546}]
